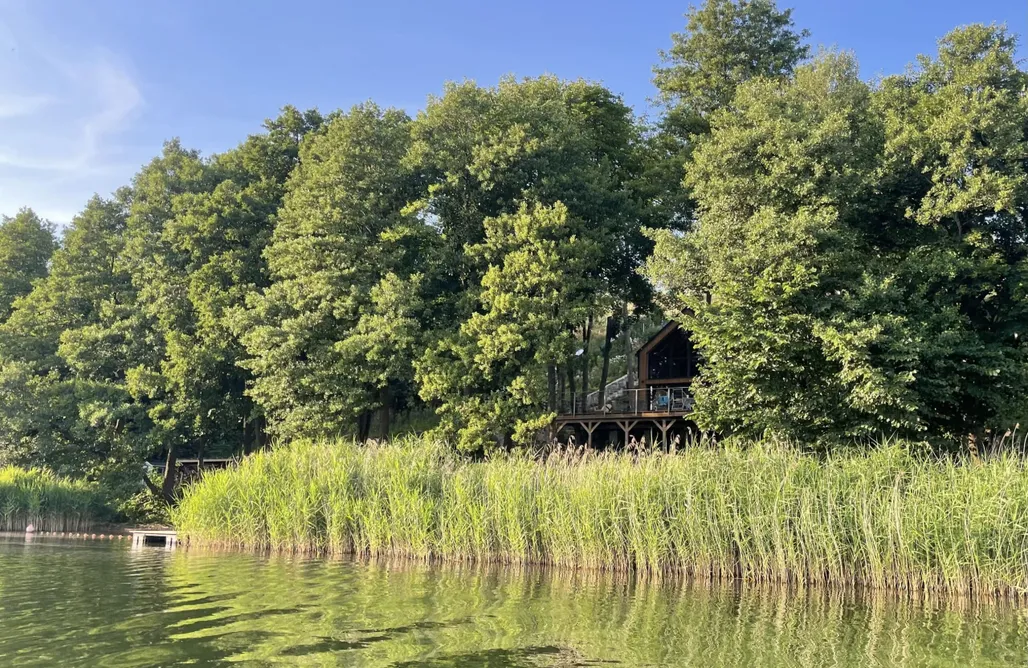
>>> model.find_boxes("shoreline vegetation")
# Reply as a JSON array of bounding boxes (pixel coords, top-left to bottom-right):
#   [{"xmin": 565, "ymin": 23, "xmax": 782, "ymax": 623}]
[
  {"xmin": 0, "ymin": 467, "xmax": 109, "ymax": 533},
  {"xmin": 174, "ymin": 438, "xmax": 1028, "ymax": 599}
]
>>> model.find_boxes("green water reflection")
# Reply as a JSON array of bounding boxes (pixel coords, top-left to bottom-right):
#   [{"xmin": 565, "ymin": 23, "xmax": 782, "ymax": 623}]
[{"xmin": 0, "ymin": 535, "xmax": 1025, "ymax": 666}]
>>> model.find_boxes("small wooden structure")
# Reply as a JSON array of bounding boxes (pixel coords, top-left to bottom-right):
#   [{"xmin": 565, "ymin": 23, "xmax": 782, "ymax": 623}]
[
  {"xmin": 555, "ymin": 321, "xmax": 699, "ymax": 448},
  {"xmin": 636, "ymin": 320, "xmax": 700, "ymax": 392},
  {"xmin": 129, "ymin": 529, "xmax": 179, "ymax": 549},
  {"xmin": 146, "ymin": 457, "xmax": 235, "ymax": 477}
]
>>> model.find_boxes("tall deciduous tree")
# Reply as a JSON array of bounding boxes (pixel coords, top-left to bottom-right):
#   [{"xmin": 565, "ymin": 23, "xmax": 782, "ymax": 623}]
[
  {"xmin": 873, "ymin": 24, "xmax": 1028, "ymax": 441},
  {"xmin": 653, "ymin": 0, "xmax": 809, "ymax": 122},
  {"xmin": 116, "ymin": 108, "xmax": 323, "ymax": 499},
  {"xmin": 646, "ymin": 25, "xmax": 1028, "ymax": 445},
  {"xmin": 409, "ymin": 77, "xmax": 647, "ymax": 450},
  {"xmin": 237, "ymin": 103, "xmax": 426, "ymax": 442},
  {"xmin": 0, "ymin": 209, "xmax": 56, "ymax": 321},
  {"xmin": 0, "ymin": 195, "xmax": 142, "ymax": 482},
  {"xmin": 417, "ymin": 201, "xmax": 601, "ymax": 452},
  {"xmin": 642, "ymin": 0, "xmax": 811, "ymax": 238}
]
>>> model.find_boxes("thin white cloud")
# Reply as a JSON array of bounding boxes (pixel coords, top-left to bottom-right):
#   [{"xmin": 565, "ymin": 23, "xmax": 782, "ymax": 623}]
[
  {"xmin": 0, "ymin": 2, "xmax": 144, "ymax": 222},
  {"xmin": 0, "ymin": 52, "xmax": 143, "ymax": 172},
  {"xmin": 0, "ymin": 93, "xmax": 51, "ymax": 119}
]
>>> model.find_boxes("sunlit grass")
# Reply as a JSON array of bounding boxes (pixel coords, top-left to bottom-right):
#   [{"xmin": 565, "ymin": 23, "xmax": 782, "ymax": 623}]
[
  {"xmin": 174, "ymin": 437, "xmax": 1028, "ymax": 598},
  {"xmin": 0, "ymin": 466, "xmax": 108, "ymax": 532}
]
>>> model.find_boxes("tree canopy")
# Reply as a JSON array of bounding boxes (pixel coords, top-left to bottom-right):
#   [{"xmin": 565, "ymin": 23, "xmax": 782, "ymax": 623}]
[
  {"xmin": 646, "ymin": 24, "xmax": 1028, "ymax": 445},
  {"xmin": 0, "ymin": 209, "xmax": 56, "ymax": 321}
]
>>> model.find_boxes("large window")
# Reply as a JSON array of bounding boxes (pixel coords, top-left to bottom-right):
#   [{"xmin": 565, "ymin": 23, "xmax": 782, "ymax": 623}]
[{"xmin": 647, "ymin": 328, "xmax": 698, "ymax": 380}]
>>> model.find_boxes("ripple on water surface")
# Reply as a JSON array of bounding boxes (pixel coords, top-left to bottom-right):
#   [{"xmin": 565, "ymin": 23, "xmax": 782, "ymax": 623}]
[{"xmin": 0, "ymin": 535, "xmax": 1025, "ymax": 666}]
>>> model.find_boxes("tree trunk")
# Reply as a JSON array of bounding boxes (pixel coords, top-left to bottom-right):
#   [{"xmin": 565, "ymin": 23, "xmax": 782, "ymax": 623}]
[
  {"xmin": 566, "ymin": 363, "xmax": 577, "ymax": 411},
  {"xmin": 159, "ymin": 445, "xmax": 177, "ymax": 504},
  {"xmin": 257, "ymin": 415, "xmax": 269, "ymax": 451},
  {"xmin": 558, "ymin": 370, "xmax": 566, "ymax": 413},
  {"xmin": 243, "ymin": 416, "xmax": 254, "ymax": 456},
  {"xmin": 548, "ymin": 365, "xmax": 557, "ymax": 412},
  {"xmin": 623, "ymin": 303, "xmax": 634, "ymax": 389},
  {"xmin": 379, "ymin": 385, "xmax": 392, "ymax": 441},
  {"xmin": 580, "ymin": 315, "xmax": 593, "ymax": 405},
  {"xmin": 243, "ymin": 414, "xmax": 269, "ymax": 454},
  {"xmin": 356, "ymin": 410, "xmax": 373, "ymax": 443},
  {"xmin": 547, "ymin": 365, "xmax": 557, "ymax": 441},
  {"xmin": 597, "ymin": 315, "xmax": 618, "ymax": 408}
]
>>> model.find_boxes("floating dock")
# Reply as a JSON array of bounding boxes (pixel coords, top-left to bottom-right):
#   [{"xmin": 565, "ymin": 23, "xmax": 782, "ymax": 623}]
[{"xmin": 128, "ymin": 529, "xmax": 179, "ymax": 548}]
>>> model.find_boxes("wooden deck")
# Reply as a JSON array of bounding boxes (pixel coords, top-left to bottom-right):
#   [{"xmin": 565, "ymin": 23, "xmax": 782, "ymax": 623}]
[
  {"xmin": 554, "ymin": 412, "xmax": 693, "ymax": 448},
  {"xmin": 554, "ymin": 409, "xmax": 693, "ymax": 423},
  {"xmin": 553, "ymin": 385, "xmax": 696, "ymax": 448},
  {"xmin": 128, "ymin": 529, "xmax": 179, "ymax": 549}
]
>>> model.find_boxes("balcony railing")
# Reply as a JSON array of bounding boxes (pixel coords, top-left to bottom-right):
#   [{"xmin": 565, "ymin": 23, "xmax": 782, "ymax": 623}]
[{"xmin": 560, "ymin": 386, "xmax": 694, "ymax": 417}]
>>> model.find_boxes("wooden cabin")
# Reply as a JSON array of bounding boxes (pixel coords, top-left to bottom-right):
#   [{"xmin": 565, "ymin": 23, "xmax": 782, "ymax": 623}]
[
  {"xmin": 555, "ymin": 321, "xmax": 700, "ymax": 448},
  {"xmin": 636, "ymin": 320, "xmax": 699, "ymax": 403}
]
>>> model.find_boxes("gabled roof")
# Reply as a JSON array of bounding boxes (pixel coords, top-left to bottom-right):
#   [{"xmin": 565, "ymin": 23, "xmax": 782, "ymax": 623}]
[{"xmin": 636, "ymin": 320, "xmax": 680, "ymax": 359}]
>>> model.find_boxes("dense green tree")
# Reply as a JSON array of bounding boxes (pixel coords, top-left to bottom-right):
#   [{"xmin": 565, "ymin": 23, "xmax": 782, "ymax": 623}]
[
  {"xmin": 115, "ymin": 108, "xmax": 323, "ymax": 499},
  {"xmin": 630, "ymin": 1, "xmax": 813, "ymax": 407},
  {"xmin": 0, "ymin": 195, "xmax": 143, "ymax": 481},
  {"xmin": 409, "ymin": 77, "xmax": 648, "ymax": 449},
  {"xmin": 0, "ymin": 209, "xmax": 56, "ymax": 321},
  {"xmin": 643, "ymin": 0, "xmax": 811, "ymax": 239},
  {"xmin": 653, "ymin": 0, "xmax": 809, "ymax": 121},
  {"xmin": 408, "ymin": 77, "xmax": 642, "ymax": 302},
  {"xmin": 646, "ymin": 26, "xmax": 1028, "ymax": 445},
  {"xmin": 237, "ymin": 103, "xmax": 426, "ymax": 442},
  {"xmin": 873, "ymin": 24, "xmax": 1028, "ymax": 441},
  {"xmin": 418, "ymin": 201, "xmax": 602, "ymax": 452},
  {"xmin": 0, "ymin": 108, "xmax": 322, "ymax": 499}
]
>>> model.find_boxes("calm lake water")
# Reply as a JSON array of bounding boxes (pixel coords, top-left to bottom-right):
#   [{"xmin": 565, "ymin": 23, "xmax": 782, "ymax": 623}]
[{"xmin": 0, "ymin": 535, "xmax": 1026, "ymax": 666}]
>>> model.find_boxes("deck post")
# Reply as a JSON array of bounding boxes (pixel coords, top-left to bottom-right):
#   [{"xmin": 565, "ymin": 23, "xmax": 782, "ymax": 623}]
[
  {"xmin": 617, "ymin": 420, "xmax": 640, "ymax": 448},
  {"xmin": 657, "ymin": 419, "xmax": 673, "ymax": 451},
  {"xmin": 583, "ymin": 421, "xmax": 598, "ymax": 449}
]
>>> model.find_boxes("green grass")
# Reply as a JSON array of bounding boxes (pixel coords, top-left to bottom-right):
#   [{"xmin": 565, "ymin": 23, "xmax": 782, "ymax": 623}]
[
  {"xmin": 174, "ymin": 437, "xmax": 1028, "ymax": 598},
  {"xmin": 0, "ymin": 466, "xmax": 110, "ymax": 532}
]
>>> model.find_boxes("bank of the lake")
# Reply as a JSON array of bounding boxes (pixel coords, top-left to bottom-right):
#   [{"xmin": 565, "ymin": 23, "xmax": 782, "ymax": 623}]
[
  {"xmin": 175, "ymin": 438, "xmax": 1028, "ymax": 599},
  {"xmin": 0, "ymin": 466, "xmax": 109, "ymax": 532}
]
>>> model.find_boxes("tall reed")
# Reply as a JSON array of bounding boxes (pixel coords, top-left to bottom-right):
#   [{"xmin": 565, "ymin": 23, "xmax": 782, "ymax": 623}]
[
  {"xmin": 174, "ymin": 437, "xmax": 1028, "ymax": 598},
  {"xmin": 0, "ymin": 466, "xmax": 109, "ymax": 532}
]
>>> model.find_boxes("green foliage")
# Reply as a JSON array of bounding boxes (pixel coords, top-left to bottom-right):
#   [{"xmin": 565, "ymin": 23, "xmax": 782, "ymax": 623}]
[
  {"xmin": 0, "ymin": 15, "xmax": 1026, "ymax": 480},
  {"xmin": 647, "ymin": 26, "xmax": 1028, "ymax": 444},
  {"xmin": 0, "ymin": 108, "xmax": 321, "ymax": 498},
  {"xmin": 117, "ymin": 475, "xmax": 173, "ymax": 525},
  {"xmin": 0, "ymin": 208, "xmax": 56, "ymax": 321},
  {"xmin": 237, "ymin": 104, "xmax": 425, "ymax": 441},
  {"xmin": 654, "ymin": 0, "xmax": 810, "ymax": 120},
  {"xmin": 409, "ymin": 77, "xmax": 649, "ymax": 450},
  {"xmin": 418, "ymin": 202, "xmax": 601, "ymax": 451},
  {"xmin": 0, "ymin": 196, "xmax": 142, "ymax": 481},
  {"xmin": 177, "ymin": 436, "xmax": 1028, "ymax": 597},
  {"xmin": 118, "ymin": 108, "xmax": 323, "ymax": 462},
  {"xmin": 642, "ymin": 0, "xmax": 811, "ymax": 266}
]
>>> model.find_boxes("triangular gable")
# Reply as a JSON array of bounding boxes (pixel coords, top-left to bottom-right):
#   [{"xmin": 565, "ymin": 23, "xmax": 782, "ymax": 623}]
[{"xmin": 636, "ymin": 320, "xmax": 680, "ymax": 360}]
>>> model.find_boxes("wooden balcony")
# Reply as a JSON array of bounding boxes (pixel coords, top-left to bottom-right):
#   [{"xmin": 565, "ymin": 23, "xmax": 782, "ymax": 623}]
[
  {"xmin": 556, "ymin": 386, "xmax": 694, "ymax": 420},
  {"xmin": 554, "ymin": 386, "xmax": 695, "ymax": 448}
]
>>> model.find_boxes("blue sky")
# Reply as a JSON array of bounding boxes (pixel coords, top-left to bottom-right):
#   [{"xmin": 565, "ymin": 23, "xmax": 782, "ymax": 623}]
[{"xmin": 0, "ymin": 0, "xmax": 1024, "ymax": 225}]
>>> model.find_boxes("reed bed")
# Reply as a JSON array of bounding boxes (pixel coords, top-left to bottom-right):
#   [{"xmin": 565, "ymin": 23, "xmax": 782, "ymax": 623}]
[
  {"xmin": 174, "ymin": 437, "xmax": 1028, "ymax": 598},
  {"xmin": 0, "ymin": 466, "xmax": 109, "ymax": 532}
]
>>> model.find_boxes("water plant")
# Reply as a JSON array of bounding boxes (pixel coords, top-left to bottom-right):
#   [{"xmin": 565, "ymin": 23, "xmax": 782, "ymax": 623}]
[
  {"xmin": 175, "ymin": 437, "xmax": 1028, "ymax": 598},
  {"xmin": 0, "ymin": 467, "xmax": 109, "ymax": 532}
]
